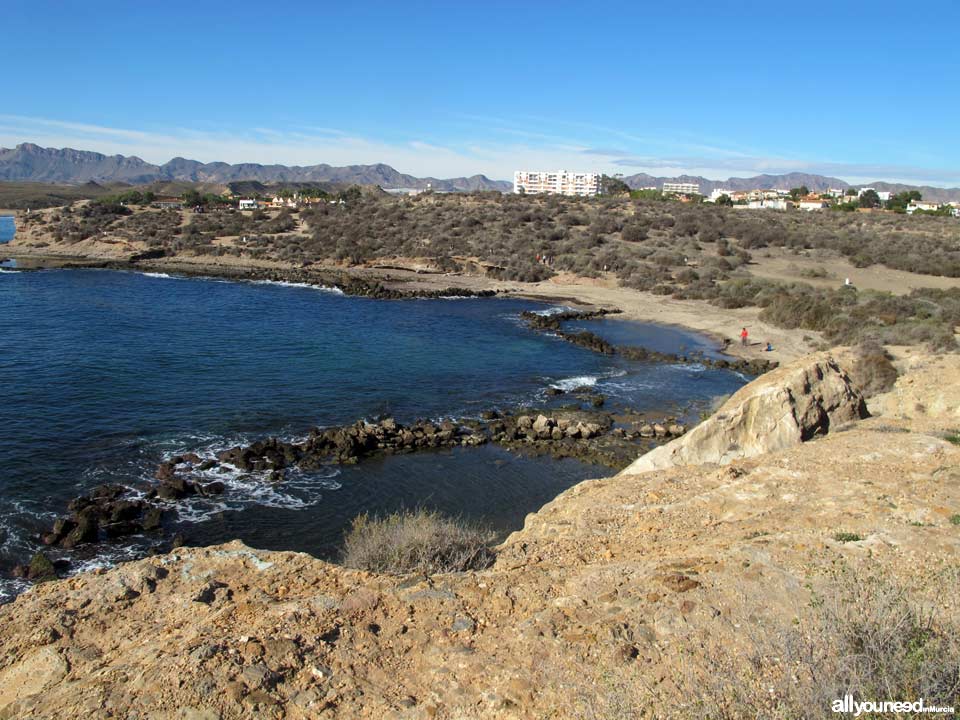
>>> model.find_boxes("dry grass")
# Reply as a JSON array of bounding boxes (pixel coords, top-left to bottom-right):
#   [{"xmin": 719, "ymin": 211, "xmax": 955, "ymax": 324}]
[
  {"xmin": 555, "ymin": 567, "xmax": 960, "ymax": 719},
  {"xmin": 339, "ymin": 508, "xmax": 496, "ymax": 574}
]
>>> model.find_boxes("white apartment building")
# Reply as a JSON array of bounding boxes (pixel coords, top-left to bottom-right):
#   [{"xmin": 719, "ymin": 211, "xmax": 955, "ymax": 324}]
[
  {"xmin": 662, "ymin": 181, "xmax": 700, "ymax": 195},
  {"xmin": 513, "ymin": 170, "xmax": 601, "ymax": 196},
  {"xmin": 708, "ymin": 188, "xmax": 734, "ymax": 202},
  {"xmin": 906, "ymin": 200, "xmax": 941, "ymax": 214},
  {"xmin": 858, "ymin": 187, "xmax": 892, "ymax": 202},
  {"xmin": 746, "ymin": 199, "xmax": 790, "ymax": 210}
]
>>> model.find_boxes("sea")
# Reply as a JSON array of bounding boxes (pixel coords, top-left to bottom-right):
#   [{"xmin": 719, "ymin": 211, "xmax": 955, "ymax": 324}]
[
  {"xmin": 0, "ymin": 216, "xmax": 15, "ymax": 243},
  {"xmin": 0, "ymin": 265, "xmax": 748, "ymax": 601}
]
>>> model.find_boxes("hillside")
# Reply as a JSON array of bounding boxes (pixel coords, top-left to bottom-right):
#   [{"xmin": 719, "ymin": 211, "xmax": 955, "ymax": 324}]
[
  {"xmin": 0, "ymin": 348, "xmax": 957, "ymax": 718},
  {"xmin": 0, "ymin": 144, "xmax": 512, "ymax": 192}
]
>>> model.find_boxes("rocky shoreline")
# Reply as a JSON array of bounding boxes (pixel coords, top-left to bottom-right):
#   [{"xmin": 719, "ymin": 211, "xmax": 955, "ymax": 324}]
[
  {"xmin": 12, "ymin": 254, "xmax": 500, "ymax": 301},
  {"xmin": 5, "ymin": 260, "xmax": 758, "ymax": 594},
  {"xmin": 520, "ymin": 308, "xmax": 778, "ymax": 375},
  {"xmin": 15, "ymin": 402, "xmax": 688, "ymax": 583}
]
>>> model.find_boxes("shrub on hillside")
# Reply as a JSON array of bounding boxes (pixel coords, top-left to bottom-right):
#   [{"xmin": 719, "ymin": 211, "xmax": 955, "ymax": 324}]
[
  {"xmin": 843, "ymin": 341, "xmax": 899, "ymax": 398},
  {"xmin": 340, "ymin": 509, "xmax": 496, "ymax": 574}
]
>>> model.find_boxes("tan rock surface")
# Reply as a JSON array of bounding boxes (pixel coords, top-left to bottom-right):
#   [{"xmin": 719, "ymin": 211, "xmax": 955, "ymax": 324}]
[
  {"xmin": 0, "ymin": 351, "xmax": 958, "ymax": 719},
  {"xmin": 624, "ymin": 351, "xmax": 867, "ymax": 474}
]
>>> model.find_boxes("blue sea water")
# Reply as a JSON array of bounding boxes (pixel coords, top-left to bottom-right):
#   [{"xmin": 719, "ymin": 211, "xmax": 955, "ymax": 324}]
[
  {"xmin": 0, "ymin": 216, "xmax": 14, "ymax": 243},
  {"xmin": 0, "ymin": 268, "xmax": 748, "ymax": 600}
]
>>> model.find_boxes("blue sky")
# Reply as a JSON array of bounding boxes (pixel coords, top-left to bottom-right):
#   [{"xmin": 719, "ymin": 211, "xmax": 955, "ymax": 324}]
[{"xmin": 2, "ymin": 0, "xmax": 959, "ymax": 184}]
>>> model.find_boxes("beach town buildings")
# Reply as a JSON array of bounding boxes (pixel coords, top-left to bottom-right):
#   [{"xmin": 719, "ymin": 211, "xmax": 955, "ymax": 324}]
[
  {"xmin": 662, "ymin": 181, "xmax": 700, "ymax": 195},
  {"xmin": 513, "ymin": 171, "xmax": 601, "ymax": 197},
  {"xmin": 906, "ymin": 200, "xmax": 942, "ymax": 214},
  {"xmin": 238, "ymin": 199, "xmax": 259, "ymax": 210},
  {"xmin": 798, "ymin": 195, "xmax": 829, "ymax": 211},
  {"xmin": 151, "ymin": 196, "xmax": 183, "ymax": 210},
  {"xmin": 858, "ymin": 187, "xmax": 892, "ymax": 202},
  {"xmin": 745, "ymin": 198, "xmax": 792, "ymax": 210}
]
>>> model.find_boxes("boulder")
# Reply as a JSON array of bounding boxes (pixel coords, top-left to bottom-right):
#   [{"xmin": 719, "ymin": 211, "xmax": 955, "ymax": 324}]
[
  {"xmin": 532, "ymin": 415, "xmax": 553, "ymax": 434},
  {"xmin": 142, "ymin": 507, "xmax": 164, "ymax": 531},
  {"xmin": 60, "ymin": 511, "xmax": 98, "ymax": 549},
  {"xmin": 623, "ymin": 351, "xmax": 868, "ymax": 475},
  {"xmin": 26, "ymin": 552, "xmax": 58, "ymax": 582}
]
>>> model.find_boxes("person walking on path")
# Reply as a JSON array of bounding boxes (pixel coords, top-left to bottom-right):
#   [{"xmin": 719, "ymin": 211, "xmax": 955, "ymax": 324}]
[{"xmin": 740, "ymin": 327, "xmax": 749, "ymax": 346}]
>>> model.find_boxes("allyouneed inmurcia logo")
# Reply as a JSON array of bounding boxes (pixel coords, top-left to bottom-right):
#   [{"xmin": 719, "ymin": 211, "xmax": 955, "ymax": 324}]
[{"xmin": 832, "ymin": 695, "xmax": 956, "ymax": 716}]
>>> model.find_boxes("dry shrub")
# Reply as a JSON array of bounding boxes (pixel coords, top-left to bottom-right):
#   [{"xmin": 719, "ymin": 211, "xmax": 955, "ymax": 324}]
[
  {"xmin": 674, "ymin": 568, "xmax": 960, "ymax": 719},
  {"xmin": 339, "ymin": 509, "xmax": 496, "ymax": 574},
  {"xmin": 843, "ymin": 341, "xmax": 899, "ymax": 398},
  {"xmin": 553, "ymin": 567, "xmax": 959, "ymax": 719}
]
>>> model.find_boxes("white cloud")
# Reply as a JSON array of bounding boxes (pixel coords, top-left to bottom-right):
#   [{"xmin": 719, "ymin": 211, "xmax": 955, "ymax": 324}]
[{"xmin": 0, "ymin": 114, "xmax": 957, "ymax": 187}]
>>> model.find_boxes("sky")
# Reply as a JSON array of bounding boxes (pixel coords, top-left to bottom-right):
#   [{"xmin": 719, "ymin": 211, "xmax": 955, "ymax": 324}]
[{"xmin": 2, "ymin": 0, "xmax": 959, "ymax": 185}]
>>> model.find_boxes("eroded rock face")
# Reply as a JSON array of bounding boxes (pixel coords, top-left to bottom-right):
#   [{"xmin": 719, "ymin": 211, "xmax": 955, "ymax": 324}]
[{"xmin": 624, "ymin": 351, "xmax": 868, "ymax": 474}]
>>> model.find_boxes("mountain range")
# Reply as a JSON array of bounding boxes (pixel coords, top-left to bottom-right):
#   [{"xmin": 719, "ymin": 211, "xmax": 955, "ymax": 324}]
[
  {"xmin": 0, "ymin": 144, "xmax": 511, "ymax": 192},
  {"xmin": 2, "ymin": 143, "xmax": 958, "ymax": 202}
]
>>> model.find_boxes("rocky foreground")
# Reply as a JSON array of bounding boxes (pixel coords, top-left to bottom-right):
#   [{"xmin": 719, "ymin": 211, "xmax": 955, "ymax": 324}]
[{"xmin": 1, "ymin": 348, "xmax": 959, "ymax": 718}]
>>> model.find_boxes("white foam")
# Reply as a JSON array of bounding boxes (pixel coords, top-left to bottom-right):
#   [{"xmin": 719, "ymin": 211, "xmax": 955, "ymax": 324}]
[
  {"xmin": 550, "ymin": 375, "xmax": 599, "ymax": 392},
  {"xmin": 0, "ymin": 268, "xmax": 20, "ymax": 274},
  {"xmin": 250, "ymin": 279, "xmax": 344, "ymax": 295},
  {"xmin": 0, "ymin": 577, "xmax": 31, "ymax": 605},
  {"xmin": 141, "ymin": 272, "xmax": 177, "ymax": 279},
  {"xmin": 530, "ymin": 305, "xmax": 574, "ymax": 316}
]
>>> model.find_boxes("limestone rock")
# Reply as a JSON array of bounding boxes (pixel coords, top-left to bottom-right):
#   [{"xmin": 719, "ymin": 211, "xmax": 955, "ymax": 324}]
[{"xmin": 624, "ymin": 351, "xmax": 867, "ymax": 474}]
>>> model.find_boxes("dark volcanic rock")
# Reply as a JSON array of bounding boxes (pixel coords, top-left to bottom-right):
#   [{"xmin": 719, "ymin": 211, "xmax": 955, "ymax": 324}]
[{"xmin": 60, "ymin": 510, "xmax": 99, "ymax": 549}]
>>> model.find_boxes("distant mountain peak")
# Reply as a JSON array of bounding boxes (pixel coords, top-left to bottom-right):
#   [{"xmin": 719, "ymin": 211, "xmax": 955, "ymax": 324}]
[{"xmin": 0, "ymin": 143, "xmax": 512, "ymax": 192}]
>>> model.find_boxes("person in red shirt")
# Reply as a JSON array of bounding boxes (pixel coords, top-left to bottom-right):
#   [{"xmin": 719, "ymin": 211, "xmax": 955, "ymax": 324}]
[{"xmin": 740, "ymin": 327, "xmax": 749, "ymax": 346}]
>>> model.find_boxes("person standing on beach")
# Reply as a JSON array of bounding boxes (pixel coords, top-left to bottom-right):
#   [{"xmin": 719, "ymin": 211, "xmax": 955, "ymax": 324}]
[{"xmin": 740, "ymin": 327, "xmax": 749, "ymax": 346}]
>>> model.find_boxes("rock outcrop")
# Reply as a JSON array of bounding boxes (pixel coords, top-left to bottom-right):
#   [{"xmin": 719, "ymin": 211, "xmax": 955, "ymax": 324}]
[{"xmin": 624, "ymin": 351, "xmax": 868, "ymax": 474}]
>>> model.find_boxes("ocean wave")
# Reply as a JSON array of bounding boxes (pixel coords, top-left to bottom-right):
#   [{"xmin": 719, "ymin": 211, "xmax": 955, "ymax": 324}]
[
  {"xmin": 530, "ymin": 305, "xmax": 574, "ymax": 316},
  {"xmin": 140, "ymin": 272, "xmax": 179, "ymax": 279},
  {"xmin": 172, "ymin": 465, "xmax": 343, "ymax": 523},
  {"xmin": 250, "ymin": 279, "xmax": 345, "ymax": 295},
  {"xmin": 550, "ymin": 375, "xmax": 600, "ymax": 392},
  {"xmin": 0, "ymin": 577, "xmax": 31, "ymax": 605},
  {"xmin": 0, "ymin": 268, "xmax": 20, "ymax": 274}
]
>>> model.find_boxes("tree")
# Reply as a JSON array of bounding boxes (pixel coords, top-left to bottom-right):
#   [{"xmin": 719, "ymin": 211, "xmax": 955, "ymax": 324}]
[
  {"xmin": 845, "ymin": 188, "xmax": 859, "ymax": 197},
  {"xmin": 789, "ymin": 185, "xmax": 810, "ymax": 200},
  {"xmin": 601, "ymin": 175, "xmax": 630, "ymax": 195},
  {"xmin": 716, "ymin": 194, "xmax": 734, "ymax": 206},
  {"xmin": 181, "ymin": 189, "xmax": 202, "ymax": 207},
  {"xmin": 858, "ymin": 189, "xmax": 881, "ymax": 209},
  {"xmin": 887, "ymin": 190, "xmax": 922, "ymax": 213}
]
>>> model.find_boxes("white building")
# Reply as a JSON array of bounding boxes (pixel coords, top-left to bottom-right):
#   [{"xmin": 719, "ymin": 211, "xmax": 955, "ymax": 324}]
[
  {"xmin": 513, "ymin": 171, "xmax": 601, "ymax": 196},
  {"xmin": 708, "ymin": 188, "xmax": 734, "ymax": 203},
  {"xmin": 746, "ymin": 199, "xmax": 790, "ymax": 210},
  {"xmin": 662, "ymin": 181, "xmax": 700, "ymax": 195},
  {"xmin": 799, "ymin": 198, "xmax": 828, "ymax": 211},
  {"xmin": 906, "ymin": 200, "xmax": 941, "ymax": 214},
  {"xmin": 858, "ymin": 187, "xmax": 892, "ymax": 202},
  {"xmin": 238, "ymin": 199, "xmax": 259, "ymax": 210}
]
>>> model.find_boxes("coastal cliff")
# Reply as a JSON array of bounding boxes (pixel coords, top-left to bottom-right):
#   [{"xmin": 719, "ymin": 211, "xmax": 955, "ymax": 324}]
[{"xmin": 1, "ymin": 348, "xmax": 958, "ymax": 718}]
